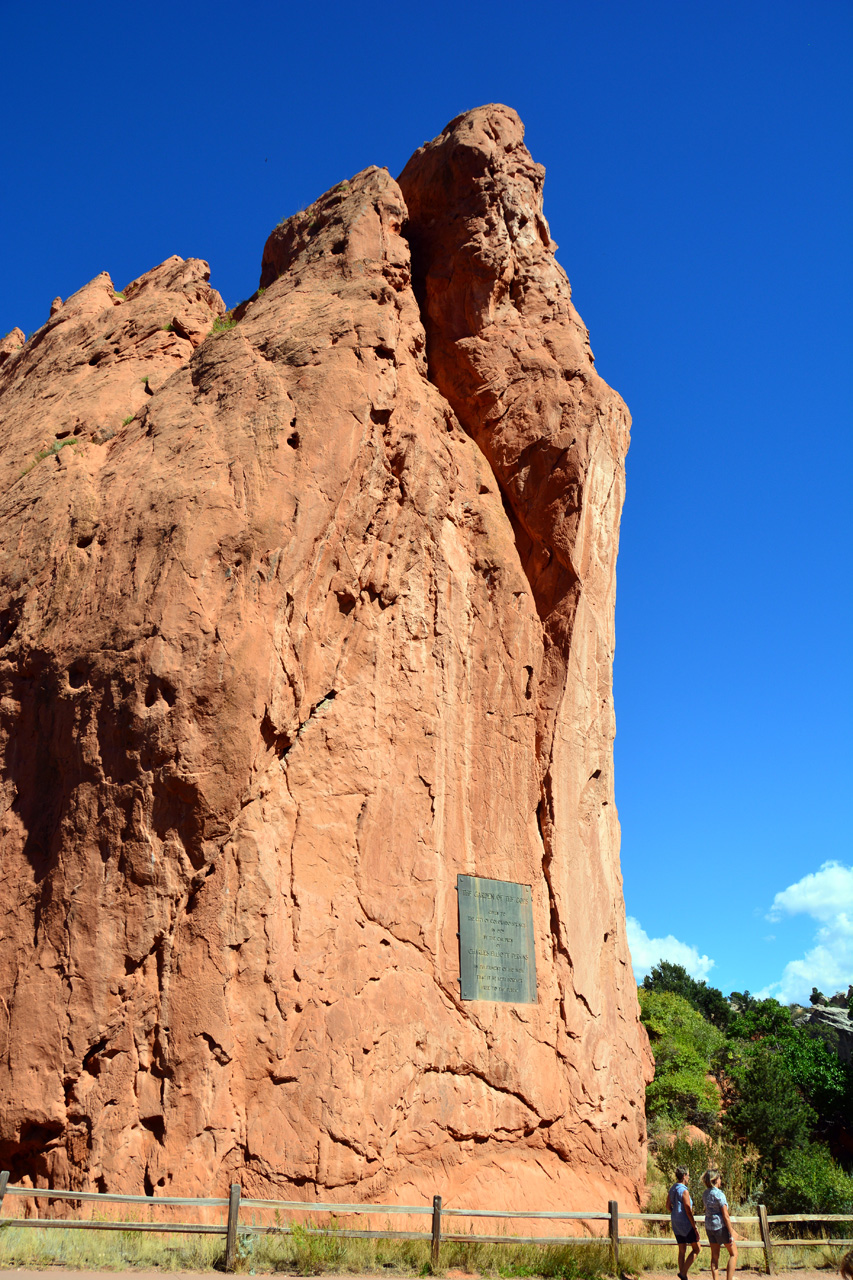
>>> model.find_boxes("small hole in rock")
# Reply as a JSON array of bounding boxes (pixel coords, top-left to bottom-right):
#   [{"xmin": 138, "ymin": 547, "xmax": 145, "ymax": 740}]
[
  {"xmin": 68, "ymin": 664, "xmax": 88, "ymax": 689},
  {"xmin": 287, "ymin": 431, "xmax": 300, "ymax": 448},
  {"xmin": 331, "ymin": 241, "xmax": 346, "ymax": 255},
  {"xmin": 76, "ymin": 533, "xmax": 95, "ymax": 549}
]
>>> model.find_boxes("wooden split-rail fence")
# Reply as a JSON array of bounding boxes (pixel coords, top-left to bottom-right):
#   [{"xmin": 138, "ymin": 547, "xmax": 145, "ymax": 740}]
[{"xmin": 0, "ymin": 1172, "xmax": 850, "ymax": 1273}]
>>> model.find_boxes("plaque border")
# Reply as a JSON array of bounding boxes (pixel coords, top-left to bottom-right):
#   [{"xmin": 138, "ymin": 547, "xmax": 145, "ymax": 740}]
[{"xmin": 457, "ymin": 873, "xmax": 537, "ymax": 1004}]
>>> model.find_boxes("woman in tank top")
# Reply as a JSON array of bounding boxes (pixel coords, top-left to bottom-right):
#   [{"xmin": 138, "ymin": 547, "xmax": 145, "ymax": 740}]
[
  {"xmin": 666, "ymin": 1164, "xmax": 700, "ymax": 1280},
  {"xmin": 702, "ymin": 1168, "xmax": 737, "ymax": 1280}
]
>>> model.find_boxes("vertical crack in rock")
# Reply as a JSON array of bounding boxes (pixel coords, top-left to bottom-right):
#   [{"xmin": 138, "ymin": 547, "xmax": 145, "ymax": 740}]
[
  {"xmin": 398, "ymin": 102, "xmax": 646, "ymax": 1077},
  {"xmin": 399, "ymin": 107, "xmax": 624, "ymax": 947}
]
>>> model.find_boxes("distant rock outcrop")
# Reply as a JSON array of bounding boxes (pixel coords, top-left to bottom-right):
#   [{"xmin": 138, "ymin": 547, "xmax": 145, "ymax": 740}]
[
  {"xmin": 0, "ymin": 107, "xmax": 650, "ymax": 1210},
  {"xmin": 793, "ymin": 1003, "xmax": 853, "ymax": 1064}
]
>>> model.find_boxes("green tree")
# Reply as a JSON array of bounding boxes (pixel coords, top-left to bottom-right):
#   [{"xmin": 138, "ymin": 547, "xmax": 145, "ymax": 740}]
[
  {"xmin": 639, "ymin": 988, "xmax": 726, "ymax": 1131},
  {"xmin": 779, "ymin": 1029, "xmax": 849, "ymax": 1119},
  {"xmin": 642, "ymin": 960, "xmax": 732, "ymax": 1030},
  {"xmin": 724, "ymin": 1043, "xmax": 816, "ymax": 1169},
  {"xmin": 725, "ymin": 1001, "xmax": 851, "ymax": 1124},
  {"xmin": 727, "ymin": 996, "xmax": 793, "ymax": 1042}
]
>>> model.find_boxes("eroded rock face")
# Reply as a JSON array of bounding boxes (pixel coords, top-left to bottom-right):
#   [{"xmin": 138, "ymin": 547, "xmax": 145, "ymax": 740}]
[
  {"xmin": 793, "ymin": 1007, "xmax": 853, "ymax": 1064},
  {"xmin": 0, "ymin": 107, "xmax": 650, "ymax": 1210}
]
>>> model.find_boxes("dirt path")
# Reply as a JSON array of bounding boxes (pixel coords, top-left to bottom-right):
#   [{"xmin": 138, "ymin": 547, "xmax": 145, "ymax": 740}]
[{"xmin": 0, "ymin": 1269, "xmax": 840, "ymax": 1279}]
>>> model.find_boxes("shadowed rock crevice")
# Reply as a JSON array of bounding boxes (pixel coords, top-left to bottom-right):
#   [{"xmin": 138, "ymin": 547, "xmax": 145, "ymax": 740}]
[{"xmin": 399, "ymin": 101, "xmax": 638, "ymax": 1055}]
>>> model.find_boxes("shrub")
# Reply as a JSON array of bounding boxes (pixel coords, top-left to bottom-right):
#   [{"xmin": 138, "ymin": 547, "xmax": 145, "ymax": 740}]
[
  {"xmin": 656, "ymin": 1133, "xmax": 762, "ymax": 1208},
  {"xmin": 642, "ymin": 960, "xmax": 732, "ymax": 1030},
  {"xmin": 639, "ymin": 989, "xmax": 726, "ymax": 1130},
  {"xmin": 19, "ymin": 437, "xmax": 79, "ymax": 477},
  {"xmin": 727, "ymin": 996, "xmax": 793, "ymax": 1041},
  {"xmin": 765, "ymin": 1141, "xmax": 853, "ymax": 1215}
]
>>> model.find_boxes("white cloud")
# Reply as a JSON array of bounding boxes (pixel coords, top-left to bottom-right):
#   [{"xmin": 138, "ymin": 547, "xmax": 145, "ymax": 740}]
[
  {"xmin": 626, "ymin": 916, "xmax": 715, "ymax": 983},
  {"xmin": 757, "ymin": 861, "xmax": 853, "ymax": 1005},
  {"xmin": 766, "ymin": 860, "xmax": 853, "ymax": 923}
]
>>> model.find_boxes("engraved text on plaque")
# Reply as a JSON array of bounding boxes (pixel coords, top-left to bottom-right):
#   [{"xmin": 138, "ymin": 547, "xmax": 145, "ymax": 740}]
[{"xmin": 457, "ymin": 874, "xmax": 537, "ymax": 1003}]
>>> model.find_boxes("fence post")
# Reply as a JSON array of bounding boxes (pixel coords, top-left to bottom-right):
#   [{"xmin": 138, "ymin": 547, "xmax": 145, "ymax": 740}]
[
  {"xmin": 757, "ymin": 1203, "xmax": 774, "ymax": 1275},
  {"xmin": 0, "ymin": 1171, "xmax": 9, "ymax": 1216},
  {"xmin": 609, "ymin": 1199, "xmax": 620, "ymax": 1275},
  {"xmin": 431, "ymin": 1194, "xmax": 442, "ymax": 1270},
  {"xmin": 225, "ymin": 1182, "xmax": 241, "ymax": 1272}
]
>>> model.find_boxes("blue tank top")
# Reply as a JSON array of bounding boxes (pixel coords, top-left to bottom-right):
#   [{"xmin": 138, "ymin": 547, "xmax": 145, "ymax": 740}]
[{"xmin": 669, "ymin": 1182, "xmax": 690, "ymax": 1227}]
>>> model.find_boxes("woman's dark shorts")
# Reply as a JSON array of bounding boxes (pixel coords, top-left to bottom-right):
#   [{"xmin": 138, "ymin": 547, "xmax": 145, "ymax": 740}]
[
  {"xmin": 706, "ymin": 1226, "xmax": 732, "ymax": 1245},
  {"xmin": 675, "ymin": 1228, "xmax": 700, "ymax": 1245}
]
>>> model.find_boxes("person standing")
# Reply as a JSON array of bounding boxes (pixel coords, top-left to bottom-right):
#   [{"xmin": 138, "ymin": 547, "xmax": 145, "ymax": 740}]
[
  {"xmin": 703, "ymin": 1168, "xmax": 738, "ymax": 1280},
  {"xmin": 666, "ymin": 1165, "xmax": 701, "ymax": 1280}
]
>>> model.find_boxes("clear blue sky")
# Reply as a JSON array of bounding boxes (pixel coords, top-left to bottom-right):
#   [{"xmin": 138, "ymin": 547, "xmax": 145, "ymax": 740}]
[{"xmin": 3, "ymin": 0, "xmax": 851, "ymax": 1005}]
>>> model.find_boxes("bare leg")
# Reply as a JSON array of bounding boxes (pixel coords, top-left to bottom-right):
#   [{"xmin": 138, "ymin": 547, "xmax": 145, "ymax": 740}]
[
  {"xmin": 685, "ymin": 1241, "xmax": 701, "ymax": 1274},
  {"xmin": 709, "ymin": 1242, "xmax": 721, "ymax": 1280},
  {"xmin": 724, "ymin": 1241, "xmax": 737, "ymax": 1280},
  {"xmin": 678, "ymin": 1243, "xmax": 687, "ymax": 1276}
]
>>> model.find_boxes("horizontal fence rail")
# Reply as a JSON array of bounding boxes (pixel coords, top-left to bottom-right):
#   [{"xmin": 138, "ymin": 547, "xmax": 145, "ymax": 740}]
[
  {"xmin": 3, "ymin": 1186, "xmax": 229, "ymax": 1207},
  {"xmin": 0, "ymin": 1173, "xmax": 851, "ymax": 1273}
]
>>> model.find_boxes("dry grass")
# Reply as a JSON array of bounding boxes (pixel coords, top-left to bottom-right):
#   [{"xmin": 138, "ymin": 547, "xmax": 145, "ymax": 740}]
[
  {"xmin": 0, "ymin": 1219, "xmax": 612, "ymax": 1276},
  {"xmin": 0, "ymin": 1222, "xmax": 224, "ymax": 1271},
  {"xmin": 0, "ymin": 1213, "xmax": 847, "ymax": 1275}
]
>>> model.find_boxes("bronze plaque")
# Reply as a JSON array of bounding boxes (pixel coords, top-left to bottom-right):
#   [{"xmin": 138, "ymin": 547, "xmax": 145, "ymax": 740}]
[{"xmin": 457, "ymin": 874, "xmax": 537, "ymax": 1003}]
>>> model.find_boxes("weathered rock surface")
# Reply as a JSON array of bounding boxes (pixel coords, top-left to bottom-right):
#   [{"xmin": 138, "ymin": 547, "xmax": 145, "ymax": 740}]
[
  {"xmin": 0, "ymin": 106, "xmax": 650, "ymax": 1212},
  {"xmin": 793, "ymin": 1006, "xmax": 853, "ymax": 1064},
  {"xmin": 0, "ymin": 328, "xmax": 25, "ymax": 366}
]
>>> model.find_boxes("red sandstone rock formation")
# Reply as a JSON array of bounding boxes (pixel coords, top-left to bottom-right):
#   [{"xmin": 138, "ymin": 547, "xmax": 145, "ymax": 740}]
[{"xmin": 0, "ymin": 106, "xmax": 651, "ymax": 1212}]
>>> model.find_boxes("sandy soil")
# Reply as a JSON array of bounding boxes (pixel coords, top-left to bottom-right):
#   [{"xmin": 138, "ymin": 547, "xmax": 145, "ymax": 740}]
[{"xmin": 0, "ymin": 1269, "xmax": 841, "ymax": 1279}]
